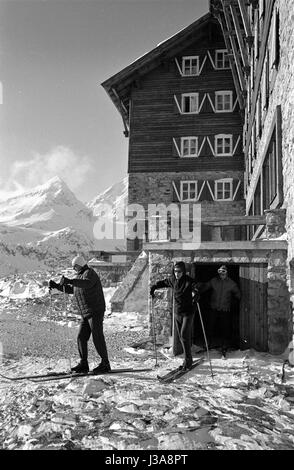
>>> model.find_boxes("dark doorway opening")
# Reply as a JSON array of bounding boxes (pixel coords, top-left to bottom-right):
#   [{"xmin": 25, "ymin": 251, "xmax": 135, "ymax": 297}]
[{"xmin": 189, "ymin": 263, "xmax": 241, "ymax": 350}]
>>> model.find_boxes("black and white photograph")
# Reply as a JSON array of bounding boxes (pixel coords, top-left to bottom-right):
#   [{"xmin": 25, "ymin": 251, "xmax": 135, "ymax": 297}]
[{"xmin": 0, "ymin": 0, "xmax": 294, "ymax": 454}]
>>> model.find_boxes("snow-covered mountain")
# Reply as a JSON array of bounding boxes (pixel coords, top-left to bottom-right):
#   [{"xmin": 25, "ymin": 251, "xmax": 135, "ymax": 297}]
[
  {"xmin": 0, "ymin": 176, "xmax": 129, "ymax": 276},
  {"xmin": 0, "ymin": 177, "xmax": 96, "ymax": 276},
  {"xmin": 88, "ymin": 177, "xmax": 128, "ymax": 251},
  {"xmin": 88, "ymin": 177, "xmax": 128, "ymax": 216}
]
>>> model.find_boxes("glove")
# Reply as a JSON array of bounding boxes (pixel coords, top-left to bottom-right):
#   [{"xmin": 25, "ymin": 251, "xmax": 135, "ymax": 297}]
[
  {"xmin": 60, "ymin": 275, "xmax": 71, "ymax": 286},
  {"xmin": 49, "ymin": 280, "xmax": 58, "ymax": 290},
  {"xmin": 150, "ymin": 286, "xmax": 156, "ymax": 298},
  {"xmin": 192, "ymin": 291, "xmax": 200, "ymax": 304}
]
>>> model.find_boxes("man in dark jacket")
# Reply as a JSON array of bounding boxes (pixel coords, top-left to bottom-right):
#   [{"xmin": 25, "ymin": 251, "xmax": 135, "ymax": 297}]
[
  {"xmin": 150, "ymin": 261, "xmax": 199, "ymax": 371},
  {"xmin": 199, "ymin": 265, "xmax": 241, "ymax": 355},
  {"xmin": 49, "ymin": 255, "xmax": 110, "ymax": 374}
]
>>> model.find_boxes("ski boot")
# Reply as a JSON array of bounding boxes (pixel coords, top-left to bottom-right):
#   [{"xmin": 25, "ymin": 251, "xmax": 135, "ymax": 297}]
[
  {"xmin": 92, "ymin": 361, "xmax": 111, "ymax": 374},
  {"xmin": 179, "ymin": 358, "xmax": 193, "ymax": 371},
  {"xmin": 71, "ymin": 362, "xmax": 89, "ymax": 374}
]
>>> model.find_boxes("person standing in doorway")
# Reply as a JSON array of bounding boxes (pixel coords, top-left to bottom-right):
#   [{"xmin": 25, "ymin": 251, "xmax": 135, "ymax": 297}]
[
  {"xmin": 198, "ymin": 265, "xmax": 241, "ymax": 356},
  {"xmin": 150, "ymin": 261, "xmax": 199, "ymax": 370},
  {"xmin": 49, "ymin": 255, "xmax": 111, "ymax": 374}
]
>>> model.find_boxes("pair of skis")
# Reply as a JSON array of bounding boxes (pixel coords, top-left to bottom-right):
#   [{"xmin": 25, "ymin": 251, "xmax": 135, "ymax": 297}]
[
  {"xmin": 0, "ymin": 368, "xmax": 152, "ymax": 383},
  {"xmin": 1, "ymin": 359, "xmax": 205, "ymax": 383},
  {"xmin": 158, "ymin": 357, "xmax": 204, "ymax": 384}
]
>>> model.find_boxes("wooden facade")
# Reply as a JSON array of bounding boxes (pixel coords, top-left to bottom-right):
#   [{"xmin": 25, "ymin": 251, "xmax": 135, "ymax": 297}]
[{"xmin": 102, "ymin": 13, "xmax": 246, "ymax": 252}]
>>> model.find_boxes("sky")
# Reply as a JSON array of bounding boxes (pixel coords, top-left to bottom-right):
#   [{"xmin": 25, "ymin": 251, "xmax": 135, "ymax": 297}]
[{"xmin": 0, "ymin": 0, "xmax": 209, "ymax": 202}]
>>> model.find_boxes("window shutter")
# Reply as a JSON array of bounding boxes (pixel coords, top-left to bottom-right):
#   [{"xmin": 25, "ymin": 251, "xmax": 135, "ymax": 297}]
[
  {"xmin": 206, "ymin": 135, "xmax": 216, "ymax": 156},
  {"xmin": 198, "ymin": 180, "xmax": 210, "ymax": 201},
  {"xmin": 232, "ymin": 179, "xmax": 242, "ymax": 200},
  {"xmin": 172, "ymin": 138, "xmax": 181, "ymax": 157},
  {"xmin": 172, "ymin": 181, "xmax": 181, "ymax": 202},
  {"xmin": 173, "ymin": 94, "xmax": 182, "ymax": 114},
  {"xmin": 174, "ymin": 57, "xmax": 183, "ymax": 76},
  {"xmin": 198, "ymin": 137, "xmax": 206, "ymax": 157},
  {"xmin": 207, "ymin": 50, "xmax": 215, "ymax": 69},
  {"xmin": 206, "ymin": 93, "xmax": 216, "ymax": 112},
  {"xmin": 204, "ymin": 180, "xmax": 215, "ymax": 201}
]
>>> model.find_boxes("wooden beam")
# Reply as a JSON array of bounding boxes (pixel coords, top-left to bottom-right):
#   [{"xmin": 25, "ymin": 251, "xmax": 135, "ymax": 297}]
[
  {"xmin": 111, "ymin": 87, "xmax": 130, "ymax": 137},
  {"xmin": 144, "ymin": 240, "xmax": 287, "ymax": 251},
  {"xmin": 216, "ymin": 12, "xmax": 244, "ymax": 108},
  {"xmin": 230, "ymin": 4, "xmax": 250, "ymax": 70},
  {"xmin": 244, "ymin": 0, "xmax": 275, "ymax": 161},
  {"xmin": 237, "ymin": 0, "xmax": 253, "ymax": 41},
  {"xmin": 203, "ymin": 215, "xmax": 266, "ymax": 226},
  {"xmin": 222, "ymin": 4, "xmax": 247, "ymax": 91},
  {"xmin": 89, "ymin": 250, "xmax": 140, "ymax": 256}
]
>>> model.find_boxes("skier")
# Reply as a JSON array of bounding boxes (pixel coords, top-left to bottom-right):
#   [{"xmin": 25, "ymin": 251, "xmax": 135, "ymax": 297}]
[
  {"xmin": 198, "ymin": 265, "xmax": 241, "ymax": 356},
  {"xmin": 150, "ymin": 261, "xmax": 199, "ymax": 371},
  {"xmin": 49, "ymin": 255, "xmax": 111, "ymax": 374}
]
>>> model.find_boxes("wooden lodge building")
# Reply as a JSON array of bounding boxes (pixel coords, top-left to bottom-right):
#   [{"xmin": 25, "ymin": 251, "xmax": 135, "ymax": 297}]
[{"xmin": 101, "ymin": 0, "xmax": 294, "ymax": 355}]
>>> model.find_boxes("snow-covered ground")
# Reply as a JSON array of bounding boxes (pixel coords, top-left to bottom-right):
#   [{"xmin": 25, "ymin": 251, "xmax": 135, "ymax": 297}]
[
  {"xmin": 1, "ymin": 272, "xmax": 294, "ymax": 450},
  {"xmin": 0, "ymin": 349, "xmax": 294, "ymax": 450}
]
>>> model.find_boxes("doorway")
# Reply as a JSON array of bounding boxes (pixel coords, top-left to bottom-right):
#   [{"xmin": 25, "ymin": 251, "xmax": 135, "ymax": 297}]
[{"xmin": 190, "ymin": 263, "xmax": 241, "ymax": 350}]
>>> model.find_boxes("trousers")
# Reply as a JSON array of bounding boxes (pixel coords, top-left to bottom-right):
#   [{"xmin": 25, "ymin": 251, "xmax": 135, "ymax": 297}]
[
  {"xmin": 175, "ymin": 313, "xmax": 194, "ymax": 361},
  {"xmin": 209, "ymin": 309, "xmax": 232, "ymax": 349},
  {"xmin": 77, "ymin": 315, "xmax": 109, "ymax": 363}
]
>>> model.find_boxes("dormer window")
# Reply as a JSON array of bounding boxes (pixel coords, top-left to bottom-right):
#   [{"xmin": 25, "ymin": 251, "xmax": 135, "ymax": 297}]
[
  {"xmin": 215, "ymin": 179, "xmax": 233, "ymax": 201},
  {"xmin": 180, "ymin": 181, "xmax": 198, "ymax": 201},
  {"xmin": 215, "ymin": 49, "xmax": 230, "ymax": 69},
  {"xmin": 215, "ymin": 134, "xmax": 233, "ymax": 156},
  {"xmin": 181, "ymin": 137, "xmax": 198, "ymax": 157},
  {"xmin": 215, "ymin": 91, "xmax": 233, "ymax": 112},
  {"xmin": 181, "ymin": 93, "xmax": 199, "ymax": 113},
  {"xmin": 182, "ymin": 56, "xmax": 199, "ymax": 76}
]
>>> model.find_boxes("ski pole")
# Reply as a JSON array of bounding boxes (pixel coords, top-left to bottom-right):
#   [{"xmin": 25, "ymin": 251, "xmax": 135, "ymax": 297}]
[
  {"xmin": 63, "ymin": 285, "xmax": 71, "ymax": 371},
  {"xmin": 150, "ymin": 295, "xmax": 159, "ymax": 368},
  {"xmin": 48, "ymin": 288, "xmax": 53, "ymax": 370},
  {"xmin": 196, "ymin": 302, "xmax": 214, "ymax": 378}
]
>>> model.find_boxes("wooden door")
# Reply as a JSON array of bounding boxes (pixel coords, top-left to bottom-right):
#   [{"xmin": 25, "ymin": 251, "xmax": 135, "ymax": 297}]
[{"xmin": 239, "ymin": 264, "xmax": 268, "ymax": 351}]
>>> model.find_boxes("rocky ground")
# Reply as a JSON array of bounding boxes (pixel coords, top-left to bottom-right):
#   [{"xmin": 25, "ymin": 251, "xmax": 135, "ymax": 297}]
[{"xmin": 0, "ymin": 273, "xmax": 294, "ymax": 450}]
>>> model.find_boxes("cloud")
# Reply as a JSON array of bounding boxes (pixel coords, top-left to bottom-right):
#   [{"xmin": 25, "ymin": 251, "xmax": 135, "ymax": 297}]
[{"xmin": 0, "ymin": 146, "xmax": 92, "ymax": 200}]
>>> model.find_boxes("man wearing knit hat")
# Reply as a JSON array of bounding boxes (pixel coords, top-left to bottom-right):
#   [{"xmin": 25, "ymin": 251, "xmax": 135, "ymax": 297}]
[
  {"xmin": 49, "ymin": 254, "xmax": 111, "ymax": 374},
  {"xmin": 198, "ymin": 265, "xmax": 241, "ymax": 357}
]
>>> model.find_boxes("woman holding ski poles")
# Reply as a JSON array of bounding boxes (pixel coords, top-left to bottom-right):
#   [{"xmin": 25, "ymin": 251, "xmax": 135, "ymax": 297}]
[{"xmin": 150, "ymin": 261, "xmax": 199, "ymax": 371}]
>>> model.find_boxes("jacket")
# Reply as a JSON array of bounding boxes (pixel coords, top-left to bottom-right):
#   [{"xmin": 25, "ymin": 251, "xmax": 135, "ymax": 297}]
[
  {"xmin": 152, "ymin": 274, "xmax": 199, "ymax": 316},
  {"xmin": 57, "ymin": 265, "xmax": 105, "ymax": 319},
  {"xmin": 200, "ymin": 276, "xmax": 241, "ymax": 312}
]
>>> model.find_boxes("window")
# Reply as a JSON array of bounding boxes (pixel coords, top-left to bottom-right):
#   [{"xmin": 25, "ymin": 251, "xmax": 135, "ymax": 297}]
[
  {"xmin": 215, "ymin": 179, "xmax": 233, "ymax": 201},
  {"xmin": 215, "ymin": 50, "xmax": 230, "ymax": 69},
  {"xmin": 215, "ymin": 91, "xmax": 233, "ymax": 112},
  {"xmin": 181, "ymin": 93, "xmax": 199, "ymax": 113},
  {"xmin": 269, "ymin": 8, "xmax": 279, "ymax": 71},
  {"xmin": 247, "ymin": 106, "xmax": 283, "ymax": 240},
  {"xmin": 180, "ymin": 181, "xmax": 198, "ymax": 201},
  {"xmin": 215, "ymin": 134, "xmax": 233, "ymax": 156},
  {"xmin": 182, "ymin": 56, "xmax": 199, "ymax": 76},
  {"xmin": 181, "ymin": 137, "xmax": 198, "ymax": 157}
]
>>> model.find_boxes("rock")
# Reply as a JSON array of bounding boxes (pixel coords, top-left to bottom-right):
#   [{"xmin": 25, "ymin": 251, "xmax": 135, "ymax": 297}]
[
  {"xmin": 194, "ymin": 407, "xmax": 210, "ymax": 419},
  {"xmin": 131, "ymin": 419, "xmax": 146, "ymax": 430},
  {"xmin": 34, "ymin": 421, "xmax": 60, "ymax": 437},
  {"xmin": 278, "ymin": 398, "xmax": 291, "ymax": 411},
  {"xmin": 117, "ymin": 403, "xmax": 141, "ymax": 414},
  {"xmin": 17, "ymin": 424, "xmax": 33, "ymax": 439},
  {"xmin": 109, "ymin": 421, "xmax": 122, "ymax": 430},
  {"xmin": 82, "ymin": 379, "xmax": 108, "ymax": 397},
  {"xmin": 158, "ymin": 427, "xmax": 214, "ymax": 450},
  {"xmin": 51, "ymin": 413, "xmax": 78, "ymax": 426}
]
